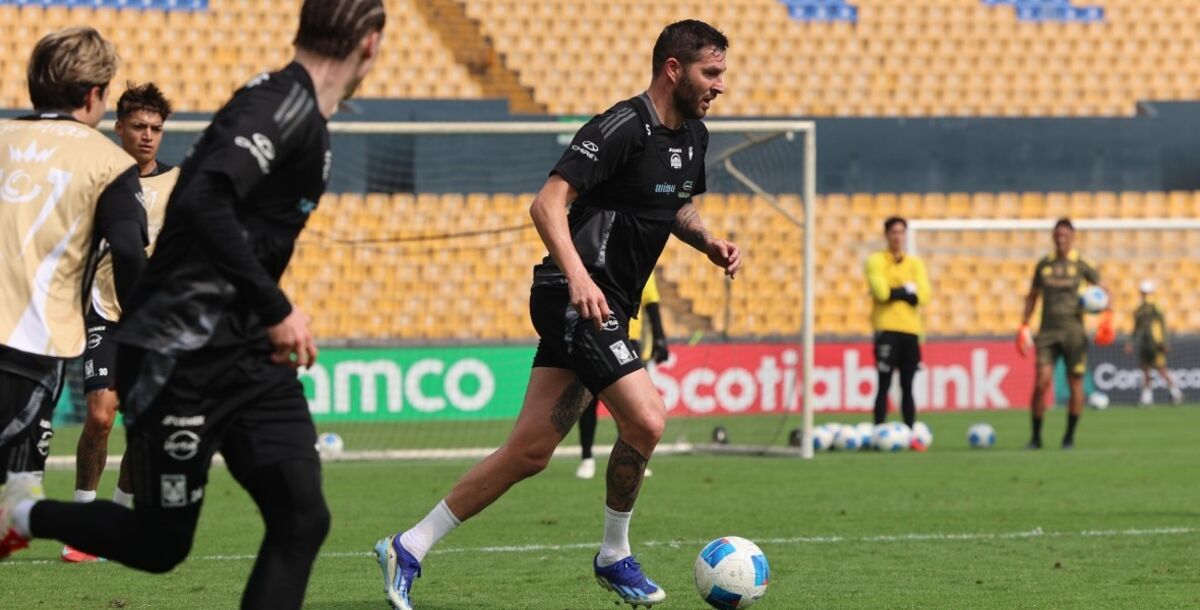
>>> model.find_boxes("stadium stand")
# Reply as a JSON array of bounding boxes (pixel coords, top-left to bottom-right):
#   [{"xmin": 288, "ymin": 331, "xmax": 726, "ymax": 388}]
[
  {"xmin": 0, "ymin": 0, "xmax": 1196, "ymax": 115},
  {"xmin": 281, "ymin": 191, "xmax": 1200, "ymax": 342}
]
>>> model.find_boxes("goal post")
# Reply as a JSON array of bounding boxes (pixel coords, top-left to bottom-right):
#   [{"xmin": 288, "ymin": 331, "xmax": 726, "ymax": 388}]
[
  {"xmin": 63, "ymin": 118, "xmax": 818, "ymax": 463},
  {"xmin": 908, "ymin": 216, "xmax": 1200, "ymax": 409}
]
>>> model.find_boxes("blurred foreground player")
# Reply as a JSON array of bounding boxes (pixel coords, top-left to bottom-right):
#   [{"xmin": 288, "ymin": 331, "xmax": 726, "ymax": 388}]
[
  {"xmin": 1127, "ymin": 280, "xmax": 1183, "ymax": 406},
  {"xmin": 1, "ymin": 3, "xmax": 385, "ymax": 609},
  {"xmin": 377, "ymin": 19, "xmax": 738, "ymax": 610}
]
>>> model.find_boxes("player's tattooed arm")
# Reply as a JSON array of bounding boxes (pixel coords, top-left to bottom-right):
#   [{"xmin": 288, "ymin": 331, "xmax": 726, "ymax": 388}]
[
  {"xmin": 606, "ymin": 438, "xmax": 649, "ymax": 512},
  {"xmin": 549, "ymin": 381, "xmax": 592, "ymax": 437},
  {"xmin": 672, "ymin": 202, "xmax": 715, "ymax": 251}
]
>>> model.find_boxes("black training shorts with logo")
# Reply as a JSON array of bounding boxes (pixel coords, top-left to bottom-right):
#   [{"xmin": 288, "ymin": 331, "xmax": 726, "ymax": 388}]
[
  {"xmin": 115, "ymin": 345, "xmax": 319, "ymax": 512},
  {"xmin": 0, "ymin": 346, "xmax": 65, "ymax": 482},
  {"xmin": 529, "ymin": 286, "xmax": 645, "ymax": 396},
  {"xmin": 82, "ymin": 312, "xmax": 118, "ymax": 393}
]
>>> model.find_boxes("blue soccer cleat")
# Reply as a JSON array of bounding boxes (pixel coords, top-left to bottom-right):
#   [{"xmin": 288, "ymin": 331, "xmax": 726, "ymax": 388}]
[
  {"xmin": 594, "ymin": 554, "xmax": 666, "ymax": 608},
  {"xmin": 375, "ymin": 534, "xmax": 421, "ymax": 610}
]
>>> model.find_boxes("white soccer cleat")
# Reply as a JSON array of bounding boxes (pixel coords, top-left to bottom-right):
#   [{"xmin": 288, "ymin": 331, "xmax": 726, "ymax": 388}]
[
  {"xmin": 1170, "ymin": 387, "xmax": 1184, "ymax": 406},
  {"xmin": 1140, "ymin": 389, "xmax": 1153, "ymax": 407},
  {"xmin": 375, "ymin": 534, "xmax": 420, "ymax": 610},
  {"xmin": 0, "ymin": 473, "xmax": 45, "ymax": 560},
  {"xmin": 575, "ymin": 458, "xmax": 596, "ymax": 480}
]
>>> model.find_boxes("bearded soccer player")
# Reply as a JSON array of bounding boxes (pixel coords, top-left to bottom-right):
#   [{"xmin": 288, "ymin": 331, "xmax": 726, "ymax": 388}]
[
  {"xmin": 0, "ymin": 28, "xmax": 146, "ymax": 486},
  {"xmin": 0, "ymin": 2, "xmax": 385, "ymax": 608},
  {"xmin": 63, "ymin": 82, "xmax": 180, "ymax": 564},
  {"xmin": 865, "ymin": 216, "xmax": 930, "ymax": 448},
  {"xmin": 377, "ymin": 20, "xmax": 737, "ymax": 610},
  {"xmin": 1017, "ymin": 219, "xmax": 1111, "ymax": 449},
  {"xmin": 576, "ymin": 270, "xmax": 670, "ymax": 480}
]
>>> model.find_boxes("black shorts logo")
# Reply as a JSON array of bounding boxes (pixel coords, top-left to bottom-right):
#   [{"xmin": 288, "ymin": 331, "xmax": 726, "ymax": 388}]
[
  {"xmin": 164, "ymin": 431, "xmax": 201, "ymax": 461},
  {"xmin": 609, "ymin": 341, "xmax": 636, "ymax": 365},
  {"xmin": 601, "ymin": 315, "xmax": 620, "ymax": 332},
  {"xmin": 87, "ymin": 333, "xmax": 102, "ymax": 349}
]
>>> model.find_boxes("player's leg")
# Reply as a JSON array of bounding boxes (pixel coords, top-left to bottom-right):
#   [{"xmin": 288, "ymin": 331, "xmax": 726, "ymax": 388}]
[
  {"xmin": 591, "ymin": 367, "xmax": 668, "ymax": 606},
  {"xmin": 1027, "ymin": 334, "xmax": 1058, "ymax": 449},
  {"xmin": 378, "ymin": 366, "xmax": 590, "ymax": 610},
  {"xmin": 1060, "ymin": 333, "xmax": 1088, "ymax": 449},
  {"xmin": 63, "ymin": 387, "xmax": 121, "ymax": 562},
  {"xmin": 577, "ymin": 398, "xmax": 599, "ymax": 479},
  {"xmin": 0, "ymin": 359, "xmax": 64, "ymax": 484},
  {"xmin": 1156, "ymin": 352, "xmax": 1183, "ymax": 405},
  {"xmin": 1139, "ymin": 364, "xmax": 1154, "ymax": 406},
  {"xmin": 220, "ymin": 378, "xmax": 329, "ymax": 610},
  {"xmin": 872, "ymin": 332, "xmax": 895, "ymax": 425},
  {"xmin": 898, "ymin": 333, "xmax": 923, "ymax": 450}
]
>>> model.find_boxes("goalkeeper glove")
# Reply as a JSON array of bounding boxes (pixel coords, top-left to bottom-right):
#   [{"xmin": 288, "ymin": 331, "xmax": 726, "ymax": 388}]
[
  {"xmin": 1016, "ymin": 324, "xmax": 1034, "ymax": 357},
  {"xmin": 1094, "ymin": 310, "xmax": 1116, "ymax": 346},
  {"xmin": 889, "ymin": 287, "xmax": 918, "ymax": 306},
  {"xmin": 651, "ymin": 337, "xmax": 670, "ymax": 363}
]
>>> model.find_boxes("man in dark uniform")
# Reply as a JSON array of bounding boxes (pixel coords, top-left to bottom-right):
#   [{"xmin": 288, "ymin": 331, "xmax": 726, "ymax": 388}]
[
  {"xmin": 0, "ymin": 3, "xmax": 385, "ymax": 609},
  {"xmin": 377, "ymin": 19, "xmax": 738, "ymax": 610},
  {"xmin": 1128, "ymin": 280, "xmax": 1183, "ymax": 406},
  {"xmin": 1017, "ymin": 219, "xmax": 1107, "ymax": 449}
]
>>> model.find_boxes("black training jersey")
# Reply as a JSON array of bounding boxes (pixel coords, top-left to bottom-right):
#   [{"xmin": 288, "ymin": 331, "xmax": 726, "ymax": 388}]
[
  {"xmin": 533, "ymin": 93, "xmax": 708, "ymax": 315},
  {"xmin": 115, "ymin": 62, "xmax": 330, "ymax": 354}
]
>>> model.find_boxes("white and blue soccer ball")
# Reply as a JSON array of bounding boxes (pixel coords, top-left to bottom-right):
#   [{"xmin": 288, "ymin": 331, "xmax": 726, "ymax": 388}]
[
  {"xmin": 317, "ymin": 432, "xmax": 344, "ymax": 456},
  {"xmin": 1080, "ymin": 285, "xmax": 1110, "ymax": 314},
  {"xmin": 1088, "ymin": 391, "xmax": 1110, "ymax": 410},
  {"xmin": 967, "ymin": 423, "xmax": 996, "ymax": 449},
  {"xmin": 873, "ymin": 423, "xmax": 911, "ymax": 452},
  {"xmin": 911, "ymin": 421, "xmax": 933, "ymax": 448},
  {"xmin": 810, "ymin": 426, "xmax": 835, "ymax": 452},
  {"xmin": 694, "ymin": 536, "xmax": 770, "ymax": 609},
  {"xmin": 833, "ymin": 425, "xmax": 863, "ymax": 451},
  {"xmin": 856, "ymin": 422, "xmax": 875, "ymax": 449}
]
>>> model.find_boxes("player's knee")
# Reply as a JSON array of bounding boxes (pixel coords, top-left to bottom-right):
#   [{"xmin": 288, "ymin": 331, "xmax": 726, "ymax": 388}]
[
  {"xmin": 624, "ymin": 410, "xmax": 665, "ymax": 450},
  {"xmin": 140, "ymin": 532, "xmax": 193, "ymax": 573},
  {"xmin": 507, "ymin": 443, "xmax": 554, "ymax": 479},
  {"xmin": 288, "ymin": 496, "xmax": 331, "ymax": 552},
  {"xmin": 83, "ymin": 394, "xmax": 117, "ymax": 433}
]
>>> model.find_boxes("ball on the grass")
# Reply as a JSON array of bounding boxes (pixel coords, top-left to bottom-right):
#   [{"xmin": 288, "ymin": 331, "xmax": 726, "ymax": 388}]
[
  {"xmin": 694, "ymin": 536, "xmax": 770, "ymax": 609},
  {"xmin": 856, "ymin": 422, "xmax": 875, "ymax": 448},
  {"xmin": 810, "ymin": 426, "xmax": 834, "ymax": 452},
  {"xmin": 833, "ymin": 425, "xmax": 862, "ymax": 451},
  {"xmin": 317, "ymin": 432, "xmax": 344, "ymax": 456},
  {"xmin": 1088, "ymin": 391, "xmax": 1110, "ymax": 410},
  {"xmin": 911, "ymin": 421, "xmax": 933, "ymax": 448},
  {"xmin": 873, "ymin": 423, "xmax": 910, "ymax": 452},
  {"xmin": 967, "ymin": 423, "xmax": 996, "ymax": 449}
]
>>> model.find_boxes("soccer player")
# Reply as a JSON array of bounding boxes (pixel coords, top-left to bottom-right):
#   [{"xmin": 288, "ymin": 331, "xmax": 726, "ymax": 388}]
[
  {"xmin": 377, "ymin": 20, "xmax": 736, "ymax": 610},
  {"xmin": 0, "ymin": 27, "xmax": 146, "ymax": 484},
  {"xmin": 1016, "ymin": 218, "xmax": 1110, "ymax": 449},
  {"xmin": 576, "ymin": 271, "xmax": 670, "ymax": 480},
  {"xmin": 0, "ymin": 3, "xmax": 385, "ymax": 609},
  {"xmin": 865, "ymin": 216, "xmax": 930, "ymax": 450},
  {"xmin": 63, "ymin": 82, "xmax": 180, "ymax": 564},
  {"xmin": 1127, "ymin": 280, "xmax": 1183, "ymax": 406}
]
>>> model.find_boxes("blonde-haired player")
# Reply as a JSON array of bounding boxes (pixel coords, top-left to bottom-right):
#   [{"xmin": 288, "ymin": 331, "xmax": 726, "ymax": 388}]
[{"xmin": 0, "ymin": 27, "xmax": 145, "ymax": 500}]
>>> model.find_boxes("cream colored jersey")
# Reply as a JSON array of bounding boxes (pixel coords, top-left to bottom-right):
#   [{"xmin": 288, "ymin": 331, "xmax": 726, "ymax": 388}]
[
  {"xmin": 0, "ymin": 117, "xmax": 137, "ymax": 357},
  {"xmin": 90, "ymin": 165, "xmax": 179, "ymax": 321}
]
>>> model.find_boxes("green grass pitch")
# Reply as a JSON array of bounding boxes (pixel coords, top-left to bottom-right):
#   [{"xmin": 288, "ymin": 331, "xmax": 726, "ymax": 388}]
[{"xmin": 3, "ymin": 407, "xmax": 1199, "ymax": 609}]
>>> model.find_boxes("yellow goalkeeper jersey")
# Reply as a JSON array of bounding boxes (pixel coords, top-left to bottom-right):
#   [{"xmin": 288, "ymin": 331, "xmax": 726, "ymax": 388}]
[
  {"xmin": 628, "ymin": 273, "xmax": 661, "ymax": 346},
  {"xmin": 865, "ymin": 250, "xmax": 931, "ymax": 336}
]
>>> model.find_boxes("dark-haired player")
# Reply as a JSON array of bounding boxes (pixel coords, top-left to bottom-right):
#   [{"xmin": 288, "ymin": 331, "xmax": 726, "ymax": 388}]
[
  {"xmin": 1127, "ymin": 280, "xmax": 1183, "ymax": 406},
  {"xmin": 1017, "ymin": 218, "xmax": 1109, "ymax": 449},
  {"xmin": 0, "ymin": 26, "xmax": 145, "ymax": 492},
  {"xmin": 63, "ymin": 82, "xmax": 180, "ymax": 564},
  {"xmin": 377, "ymin": 19, "xmax": 737, "ymax": 610},
  {"xmin": 864, "ymin": 216, "xmax": 930, "ymax": 449},
  {"xmin": 1, "ymin": 2, "xmax": 385, "ymax": 608}
]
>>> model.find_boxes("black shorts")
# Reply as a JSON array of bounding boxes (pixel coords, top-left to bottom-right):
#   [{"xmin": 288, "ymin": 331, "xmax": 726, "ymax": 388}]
[
  {"xmin": 116, "ymin": 345, "xmax": 319, "ymax": 511},
  {"xmin": 529, "ymin": 286, "xmax": 644, "ymax": 396},
  {"xmin": 874, "ymin": 331, "xmax": 921, "ymax": 375},
  {"xmin": 83, "ymin": 313, "xmax": 118, "ymax": 393},
  {"xmin": 0, "ymin": 347, "xmax": 65, "ymax": 481}
]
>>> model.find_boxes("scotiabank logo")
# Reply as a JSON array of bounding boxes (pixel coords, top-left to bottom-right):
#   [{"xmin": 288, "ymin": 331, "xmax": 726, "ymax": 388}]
[{"xmin": 648, "ymin": 341, "xmax": 1030, "ymax": 415}]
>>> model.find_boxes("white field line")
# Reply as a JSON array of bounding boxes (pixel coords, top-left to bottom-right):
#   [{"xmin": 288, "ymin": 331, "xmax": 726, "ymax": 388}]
[{"xmin": 2, "ymin": 527, "xmax": 1194, "ymax": 567}]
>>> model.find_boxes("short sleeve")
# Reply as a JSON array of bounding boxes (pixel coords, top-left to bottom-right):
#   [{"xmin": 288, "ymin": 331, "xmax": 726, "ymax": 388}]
[
  {"xmin": 551, "ymin": 105, "xmax": 643, "ymax": 193},
  {"xmin": 1030, "ymin": 259, "xmax": 1046, "ymax": 290},
  {"xmin": 1080, "ymin": 258, "xmax": 1100, "ymax": 284},
  {"xmin": 93, "ymin": 165, "xmax": 148, "ymax": 247},
  {"xmin": 692, "ymin": 123, "xmax": 709, "ymax": 198}
]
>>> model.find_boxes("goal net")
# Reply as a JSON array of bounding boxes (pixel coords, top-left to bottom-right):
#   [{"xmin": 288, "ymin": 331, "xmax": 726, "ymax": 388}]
[
  {"xmin": 55, "ymin": 119, "xmax": 818, "ymax": 463},
  {"xmin": 909, "ymin": 216, "xmax": 1200, "ymax": 410}
]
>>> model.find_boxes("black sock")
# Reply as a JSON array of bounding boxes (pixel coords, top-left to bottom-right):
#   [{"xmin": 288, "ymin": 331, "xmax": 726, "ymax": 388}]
[
  {"xmin": 1032, "ymin": 416, "xmax": 1043, "ymax": 444},
  {"xmin": 1065, "ymin": 413, "xmax": 1079, "ymax": 442}
]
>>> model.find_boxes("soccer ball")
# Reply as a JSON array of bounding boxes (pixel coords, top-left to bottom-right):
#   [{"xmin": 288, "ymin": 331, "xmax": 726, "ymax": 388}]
[
  {"xmin": 911, "ymin": 421, "xmax": 933, "ymax": 448},
  {"xmin": 1079, "ymin": 285, "xmax": 1109, "ymax": 314},
  {"xmin": 833, "ymin": 425, "xmax": 863, "ymax": 451},
  {"xmin": 1088, "ymin": 391, "xmax": 1110, "ymax": 410},
  {"xmin": 966, "ymin": 424, "xmax": 996, "ymax": 449},
  {"xmin": 694, "ymin": 536, "xmax": 770, "ymax": 609},
  {"xmin": 810, "ymin": 426, "xmax": 834, "ymax": 452},
  {"xmin": 873, "ymin": 423, "xmax": 910, "ymax": 452},
  {"xmin": 856, "ymin": 422, "xmax": 875, "ymax": 449},
  {"xmin": 317, "ymin": 432, "xmax": 344, "ymax": 456}
]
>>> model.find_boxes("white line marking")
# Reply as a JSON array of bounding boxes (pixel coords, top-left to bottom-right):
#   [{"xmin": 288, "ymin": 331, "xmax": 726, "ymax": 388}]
[{"xmin": 2, "ymin": 527, "xmax": 1194, "ymax": 567}]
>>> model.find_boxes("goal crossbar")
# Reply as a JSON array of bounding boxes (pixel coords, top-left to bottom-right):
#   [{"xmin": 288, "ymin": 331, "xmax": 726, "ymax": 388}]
[{"xmin": 909, "ymin": 218, "xmax": 1200, "ymax": 255}]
